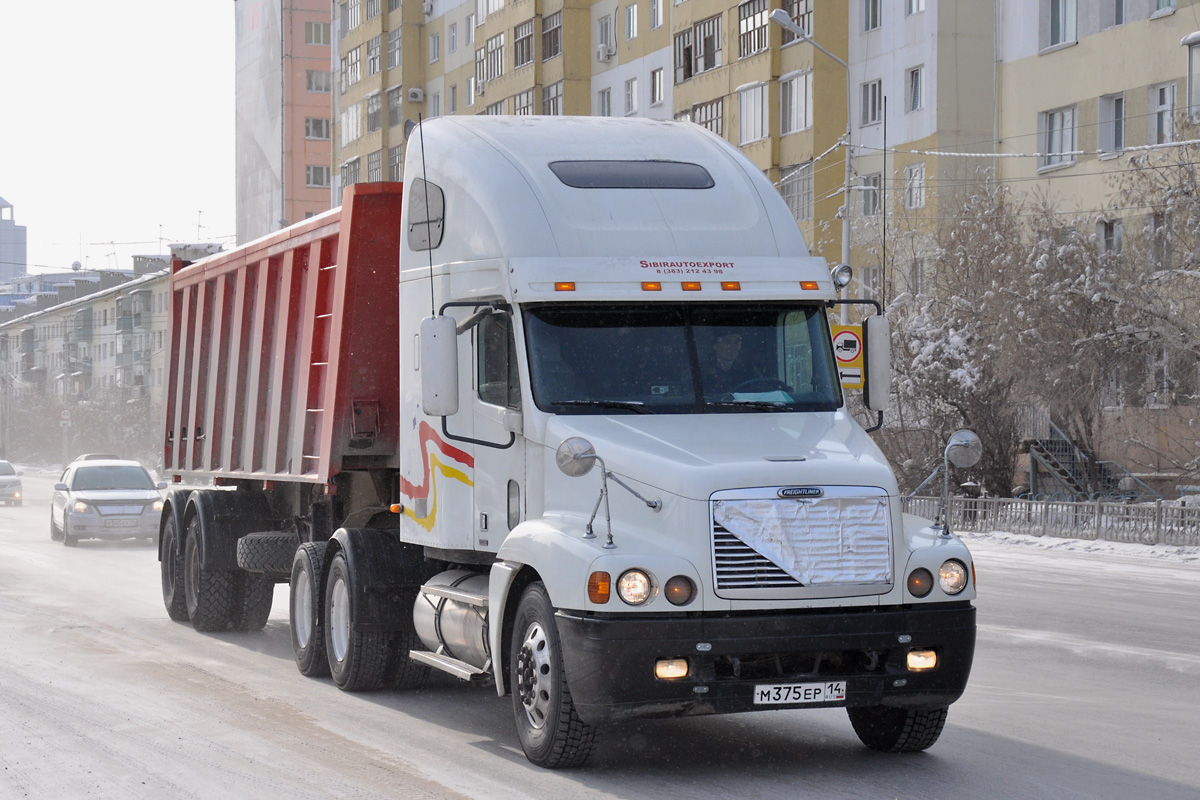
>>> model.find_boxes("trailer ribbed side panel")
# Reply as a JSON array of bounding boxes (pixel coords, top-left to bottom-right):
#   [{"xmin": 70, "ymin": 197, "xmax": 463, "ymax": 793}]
[{"xmin": 163, "ymin": 183, "xmax": 404, "ymax": 484}]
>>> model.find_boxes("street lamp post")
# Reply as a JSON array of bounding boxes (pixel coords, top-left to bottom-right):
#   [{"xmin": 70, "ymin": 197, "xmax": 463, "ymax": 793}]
[{"xmin": 769, "ymin": 8, "xmax": 853, "ymax": 323}]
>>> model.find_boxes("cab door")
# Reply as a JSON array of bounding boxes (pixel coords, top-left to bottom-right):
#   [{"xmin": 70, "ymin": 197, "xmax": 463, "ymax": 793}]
[{"xmin": 472, "ymin": 313, "xmax": 525, "ymax": 551}]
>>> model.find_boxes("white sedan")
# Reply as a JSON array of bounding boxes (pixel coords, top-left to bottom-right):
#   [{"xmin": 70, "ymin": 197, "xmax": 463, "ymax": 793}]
[{"xmin": 50, "ymin": 460, "xmax": 166, "ymax": 547}]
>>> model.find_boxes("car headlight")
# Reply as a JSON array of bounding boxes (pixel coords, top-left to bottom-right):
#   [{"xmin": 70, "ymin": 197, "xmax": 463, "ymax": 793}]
[
  {"xmin": 72, "ymin": 500, "xmax": 91, "ymax": 513},
  {"xmin": 152, "ymin": 499, "xmax": 164, "ymax": 512},
  {"xmin": 616, "ymin": 569, "xmax": 654, "ymax": 605},
  {"xmin": 938, "ymin": 560, "xmax": 969, "ymax": 595}
]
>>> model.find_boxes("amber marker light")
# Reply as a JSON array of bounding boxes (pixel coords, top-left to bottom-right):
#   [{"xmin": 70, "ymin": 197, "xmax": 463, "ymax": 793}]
[
  {"xmin": 681, "ymin": 281, "xmax": 702, "ymax": 291},
  {"xmin": 720, "ymin": 281, "xmax": 741, "ymax": 291},
  {"xmin": 588, "ymin": 571, "xmax": 612, "ymax": 604},
  {"xmin": 554, "ymin": 282, "xmax": 576, "ymax": 291},
  {"xmin": 641, "ymin": 282, "xmax": 663, "ymax": 291},
  {"xmin": 800, "ymin": 281, "xmax": 820, "ymax": 290}
]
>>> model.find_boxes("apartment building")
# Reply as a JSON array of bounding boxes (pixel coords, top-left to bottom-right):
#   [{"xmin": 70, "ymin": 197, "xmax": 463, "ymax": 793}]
[
  {"xmin": 0, "ymin": 197, "xmax": 26, "ymax": 283},
  {"xmin": 235, "ymin": 0, "xmax": 336, "ymax": 243}
]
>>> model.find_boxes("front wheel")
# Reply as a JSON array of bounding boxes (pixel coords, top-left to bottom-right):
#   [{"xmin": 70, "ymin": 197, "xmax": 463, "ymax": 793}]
[
  {"xmin": 510, "ymin": 582, "xmax": 598, "ymax": 768},
  {"xmin": 62, "ymin": 519, "xmax": 79, "ymax": 547},
  {"xmin": 847, "ymin": 705, "xmax": 948, "ymax": 753},
  {"xmin": 50, "ymin": 511, "xmax": 62, "ymax": 542}
]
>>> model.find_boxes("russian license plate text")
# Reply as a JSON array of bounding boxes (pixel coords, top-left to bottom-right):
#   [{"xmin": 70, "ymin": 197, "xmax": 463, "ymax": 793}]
[{"xmin": 753, "ymin": 681, "xmax": 846, "ymax": 705}]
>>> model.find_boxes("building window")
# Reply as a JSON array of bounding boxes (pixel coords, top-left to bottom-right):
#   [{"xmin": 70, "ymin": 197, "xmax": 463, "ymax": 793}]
[
  {"xmin": 650, "ymin": 68, "xmax": 664, "ymax": 105},
  {"xmin": 780, "ymin": 163, "xmax": 813, "ymax": 221},
  {"xmin": 861, "ymin": 173, "xmax": 881, "ymax": 216},
  {"xmin": 858, "ymin": 264, "xmax": 882, "ymax": 299},
  {"xmin": 340, "ymin": 47, "xmax": 361, "ymax": 93},
  {"xmin": 367, "ymin": 35, "xmax": 382, "ymax": 75},
  {"xmin": 430, "ymin": 92, "xmax": 441, "ymax": 117},
  {"xmin": 366, "ymin": 0, "xmax": 380, "ymax": 19},
  {"xmin": 306, "ymin": 70, "xmax": 332, "ymax": 93},
  {"xmin": 486, "ymin": 100, "xmax": 505, "ymax": 115},
  {"xmin": 781, "ymin": 71, "xmax": 812, "ymax": 134},
  {"xmin": 738, "ymin": 83, "xmax": 767, "ymax": 144},
  {"xmin": 450, "ymin": 23, "xmax": 458, "ymax": 52},
  {"xmin": 596, "ymin": 88, "xmax": 611, "ymax": 116},
  {"xmin": 738, "ymin": 0, "xmax": 768, "ymax": 58},
  {"xmin": 515, "ymin": 20, "xmax": 534, "ymax": 67},
  {"xmin": 906, "ymin": 66, "xmax": 923, "ymax": 112},
  {"xmin": 514, "ymin": 89, "xmax": 534, "ymax": 115},
  {"xmin": 388, "ymin": 145, "xmax": 403, "ymax": 181},
  {"xmin": 543, "ymin": 81, "xmax": 564, "ymax": 115},
  {"xmin": 1099, "ymin": 93, "xmax": 1124, "ymax": 153},
  {"xmin": 906, "ymin": 0, "xmax": 924, "ymax": 14},
  {"xmin": 450, "ymin": 84, "xmax": 458, "ymax": 113},
  {"xmin": 430, "ymin": 33, "xmax": 440, "ymax": 63},
  {"xmin": 543, "ymin": 11, "xmax": 562, "ymax": 59},
  {"xmin": 864, "ymin": 0, "xmax": 880, "ymax": 31},
  {"xmin": 1151, "ymin": 211, "xmax": 1171, "ymax": 269},
  {"xmin": 388, "ymin": 86, "xmax": 403, "ymax": 126},
  {"xmin": 625, "ymin": 77, "xmax": 638, "ymax": 114},
  {"xmin": 861, "ymin": 79, "xmax": 882, "ymax": 125},
  {"xmin": 1114, "ymin": 0, "xmax": 1124, "ymax": 25},
  {"xmin": 388, "ymin": 29, "xmax": 402, "ymax": 69},
  {"xmin": 1154, "ymin": 82, "xmax": 1176, "ymax": 144},
  {"xmin": 305, "ymin": 117, "xmax": 331, "ymax": 139},
  {"xmin": 1049, "ymin": 0, "xmax": 1076, "ymax": 47},
  {"xmin": 693, "ymin": 15, "xmax": 722, "ymax": 74},
  {"xmin": 467, "ymin": 76, "xmax": 476, "ymax": 107},
  {"xmin": 1100, "ymin": 218, "xmax": 1123, "ymax": 254},
  {"xmin": 626, "ymin": 4, "xmax": 638, "ymax": 40},
  {"xmin": 904, "ymin": 162, "xmax": 925, "ymax": 209},
  {"xmin": 346, "ymin": 0, "xmax": 361, "ymax": 30},
  {"xmin": 389, "ymin": 0, "xmax": 400, "ymax": 9},
  {"xmin": 467, "ymin": 13, "xmax": 476, "ymax": 42},
  {"xmin": 305, "ymin": 22, "xmax": 331, "ymax": 45},
  {"xmin": 909, "ymin": 258, "xmax": 925, "ymax": 295},
  {"xmin": 674, "ymin": 30, "xmax": 693, "ymax": 83},
  {"xmin": 651, "ymin": 0, "xmax": 663, "ymax": 29},
  {"xmin": 478, "ymin": 33, "xmax": 505, "ymax": 82},
  {"xmin": 367, "ymin": 93, "xmax": 382, "ymax": 132},
  {"xmin": 306, "ymin": 165, "xmax": 331, "ymax": 188},
  {"xmin": 367, "ymin": 150, "xmax": 382, "ymax": 182},
  {"xmin": 780, "ymin": 0, "xmax": 812, "ymax": 44},
  {"xmin": 341, "ymin": 158, "xmax": 361, "ymax": 187},
  {"xmin": 693, "ymin": 98, "xmax": 723, "ymax": 136},
  {"xmin": 1041, "ymin": 106, "xmax": 1076, "ymax": 167},
  {"xmin": 599, "ymin": 14, "xmax": 613, "ymax": 52},
  {"xmin": 340, "ymin": 103, "xmax": 363, "ymax": 146}
]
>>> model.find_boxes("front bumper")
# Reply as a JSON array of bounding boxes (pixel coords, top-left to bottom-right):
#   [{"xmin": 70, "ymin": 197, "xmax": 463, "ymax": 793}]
[
  {"xmin": 556, "ymin": 602, "xmax": 975, "ymax": 725},
  {"xmin": 66, "ymin": 513, "xmax": 159, "ymax": 539}
]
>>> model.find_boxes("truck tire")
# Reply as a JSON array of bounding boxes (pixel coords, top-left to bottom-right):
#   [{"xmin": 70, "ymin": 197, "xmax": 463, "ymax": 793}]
[
  {"xmin": 290, "ymin": 542, "xmax": 330, "ymax": 677},
  {"xmin": 324, "ymin": 549, "xmax": 390, "ymax": 691},
  {"xmin": 160, "ymin": 513, "xmax": 190, "ymax": 622},
  {"xmin": 847, "ymin": 705, "xmax": 948, "ymax": 753},
  {"xmin": 237, "ymin": 531, "xmax": 298, "ymax": 576},
  {"xmin": 510, "ymin": 582, "xmax": 598, "ymax": 768},
  {"xmin": 231, "ymin": 573, "xmax": 274, "ymax": 631},
  {"xmin": 184, "ymin": 518, "xmax": 237, "ymax": 632}
]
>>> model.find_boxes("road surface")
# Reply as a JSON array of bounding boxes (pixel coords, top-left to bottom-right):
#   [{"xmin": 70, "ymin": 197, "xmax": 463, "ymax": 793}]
[{"xmin": 0, "ymin": 471, "xmax": 1197, "ymax": 798}]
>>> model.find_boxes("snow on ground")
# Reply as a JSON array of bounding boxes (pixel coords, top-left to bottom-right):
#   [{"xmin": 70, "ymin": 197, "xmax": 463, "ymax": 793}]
[{"xmin": 957, "ymin": 528, "xmax": 1200, "ymax": 565}]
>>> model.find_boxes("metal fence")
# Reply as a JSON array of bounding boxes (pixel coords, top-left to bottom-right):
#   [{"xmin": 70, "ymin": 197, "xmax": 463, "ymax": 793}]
[{"xmin": 902, "ymin": 496, "xmax": 1200, "ymax": 547}]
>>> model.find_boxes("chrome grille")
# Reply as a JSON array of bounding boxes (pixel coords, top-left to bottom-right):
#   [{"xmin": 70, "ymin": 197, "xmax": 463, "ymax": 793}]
[{"xmin": 713, "ymin": 522, "xmax": 801, "ymax": 589}]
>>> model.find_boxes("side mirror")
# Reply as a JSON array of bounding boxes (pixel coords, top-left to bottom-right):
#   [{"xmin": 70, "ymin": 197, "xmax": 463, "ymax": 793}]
[
  {"xmin": 54, "ymin": 482, "xmax": 68, "ymax": 492},
  {"xmin": 555, "ymin": 437, "xmax": 597, "ymax": 478},
  {"xmin": 420, "ymin": 315, "xmax": 459, "ymax": 416},
  {"xmin": 862, "ymin": 314, "xmax": 891, "ymax": 412},
  {"xmin": 945, "ymin": 429, "xmax": 983, "ymax": 469},
  {"xmin": 157, "ymin": 481, "xmax": 168, "ymax": 490}
]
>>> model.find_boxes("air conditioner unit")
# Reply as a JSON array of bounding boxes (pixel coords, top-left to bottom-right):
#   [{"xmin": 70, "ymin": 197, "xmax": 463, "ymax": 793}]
[
  {"xmin": 475, "ymin": 80, "xmax": 486, "ymax": 96},
  {"xmin": 597, "ymin": 44, "xmax": 613, "ymax": 62},
  {"xmin": 407, "ymin": 87, "xmax": 425, "ymax": 103},
  {"xmin": 422, "ymin": 1, "xmax": 433, "ymax": 15}
]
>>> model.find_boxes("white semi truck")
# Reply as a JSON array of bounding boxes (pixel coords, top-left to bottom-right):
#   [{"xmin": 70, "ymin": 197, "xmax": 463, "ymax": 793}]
[{"xmin": 159, "ymin": 116, "xmax": 976, "ymax": 769}]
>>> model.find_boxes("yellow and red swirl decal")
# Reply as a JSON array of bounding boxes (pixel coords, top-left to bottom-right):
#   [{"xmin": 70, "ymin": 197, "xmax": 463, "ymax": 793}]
[{"xmin": 400, "ymin": 421, "xmax": 475, "ymax": 530}]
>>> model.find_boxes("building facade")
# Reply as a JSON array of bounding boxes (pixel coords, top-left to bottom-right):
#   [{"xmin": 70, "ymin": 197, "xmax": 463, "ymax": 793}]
[{"xmin": 0, "ymin": 197, "xmax": 27, "ymax": 284}]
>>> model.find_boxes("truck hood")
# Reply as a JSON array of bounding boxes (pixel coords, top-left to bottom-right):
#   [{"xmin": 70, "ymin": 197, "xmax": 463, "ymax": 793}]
[{"xmin": 544, "ymin": 412, "xmax": 897, "ymax": 500}]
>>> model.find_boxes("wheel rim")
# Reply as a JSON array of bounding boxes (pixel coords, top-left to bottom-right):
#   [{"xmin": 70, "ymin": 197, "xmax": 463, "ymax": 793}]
[
  {"xmin": 329, "ymin": 574, "xmax": 350, "ymax": 663},
  {"xmin": 293, "ymin": 569, "xmax": 313, "ymax": 649},
  {"xmin": 515, "ymin": 621, "xmax": 554, "ymax": 730},
  {"xmin": 161, "ymin": 526, "xmax": 176, "ymax": 601}
]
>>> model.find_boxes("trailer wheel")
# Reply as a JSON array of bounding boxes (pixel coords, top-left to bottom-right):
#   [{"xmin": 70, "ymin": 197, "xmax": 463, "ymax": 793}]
[
  {"xmin": 510, "ymin": 582, "xmax": 598, "ymax": 768},
  {"xmin": 231, "ymin": 573, "xmax": 274, "ymax": 631},
  {"xmin": 160, "ymin": 513, "xmax": 190, "ymax": 622},
  {"xmin": 324, "ymin": 549, "xmax": 389, "ymax": 691},
  {"xmin": 290, "ymin": 542, "xmax": 330, "ymax": 677},
  {"xmin": 184, "ymin": 518, "xmax": 237, "ymax": 632},
  {"xmin": 847, "ymin": 705, "xmax": 948, "ymax": 753}
]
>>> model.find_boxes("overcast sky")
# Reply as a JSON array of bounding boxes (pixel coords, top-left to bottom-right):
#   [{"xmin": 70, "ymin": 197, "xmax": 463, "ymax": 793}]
[{"xmin": 0, "ymin": 2, "xmax": 236, "ymax": 274}]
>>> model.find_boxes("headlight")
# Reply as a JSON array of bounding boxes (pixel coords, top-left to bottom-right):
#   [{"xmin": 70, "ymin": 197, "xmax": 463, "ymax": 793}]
[
  {"xmin": 938, "ymin": 560, "xmax": 968, "ymax": 594},
  {"xmin": 72, "ymin": 500, "xmax": 90, "ymax": 513},
  {"xmin": 907, "ymin": 567, "xmax": 933, "ymax": 598},
  {"xmin": 152, "ymin": 499, "xmax": 164, "ymax": 512},
  {"xmin": 616, "ymin": 569, "xmax": 653, "ymax": 605}
]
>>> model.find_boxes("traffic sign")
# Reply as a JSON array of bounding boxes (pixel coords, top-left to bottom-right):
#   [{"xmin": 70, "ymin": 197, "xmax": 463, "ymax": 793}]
[
  {"xmin": 60, "ymin": 409, "xmax": 71, "ymax": 421},
  {"xmin": 830, "ymin": 325, "xmax": 865, "ymax": 389}
]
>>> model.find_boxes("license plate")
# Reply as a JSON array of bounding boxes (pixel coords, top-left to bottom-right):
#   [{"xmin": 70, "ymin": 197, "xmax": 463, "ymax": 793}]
[
  {"xmin": 753, "ymin": 681, "xmax": 846, "ymax": 705},
  {"xmin": 104, "ymin": 519, "xmax": 139, "ymax": 528}
]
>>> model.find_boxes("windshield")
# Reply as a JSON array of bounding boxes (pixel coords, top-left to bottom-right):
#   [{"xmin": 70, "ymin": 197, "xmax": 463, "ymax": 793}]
[
  {"xmin": 71, "ymin": 465, "xmax": 155, "ymax": 491},
  {"xmin": 0, "ymin": 462, "xmax": 14, "ymax": 476},
  {"xmin": 523, "ymin": 302, "xmax": 842, "ymax": 414}
]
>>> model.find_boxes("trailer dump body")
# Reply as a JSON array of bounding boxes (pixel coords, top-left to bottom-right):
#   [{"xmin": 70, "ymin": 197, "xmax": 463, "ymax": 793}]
[{"xmin": 163, "ymin": 184, "xmax": 404, "ymax": 483}]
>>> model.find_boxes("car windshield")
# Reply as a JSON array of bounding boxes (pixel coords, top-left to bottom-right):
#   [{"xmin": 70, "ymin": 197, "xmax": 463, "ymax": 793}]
[
  {"xmin": 523, "ymin": 302, "xmax": 842, "ymax": 414},
  {"xmin": 71, "ymin": 465, "xmax": 155, "ymax": 491},
  {"xmin": 0, "ymin": 462, "xmax": 14, "ymax": 476}
]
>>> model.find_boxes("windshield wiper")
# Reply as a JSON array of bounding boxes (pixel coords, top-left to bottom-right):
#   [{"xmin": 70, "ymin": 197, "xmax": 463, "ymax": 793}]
[
  {"xmin": 707, "ymin": 400, "xmax": 791, "ymax": 412},
  {"xmin": 553, "ymin": 400, "xmax": 654, "ymax": 415}
]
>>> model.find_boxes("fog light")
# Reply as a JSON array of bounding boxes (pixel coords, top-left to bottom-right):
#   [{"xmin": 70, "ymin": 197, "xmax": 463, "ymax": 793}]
[
  {"xmin": 907, "ymin": 649, "xmax": 937, "ymax": 671},
  {"xmin": 939, "ymin": 560, "xmax": 968, "ymax": 594},
  {"xmin": 588, "ymin": 571, "xmax": 611, "ymax": 604},
  {"xmin": 664, "ymin": 575, "xmax": 695, "ymax": 606},
  {"xmin": 907, "ymin": 568, "xmax": 933, "ymax": 598},
  {"xmin": 655, "ymin": 658, "xmax": 689, "ymax": 679},
  {"xmin": 617, "ymin": 569, "xmax": 653, "ymax": 605}
]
